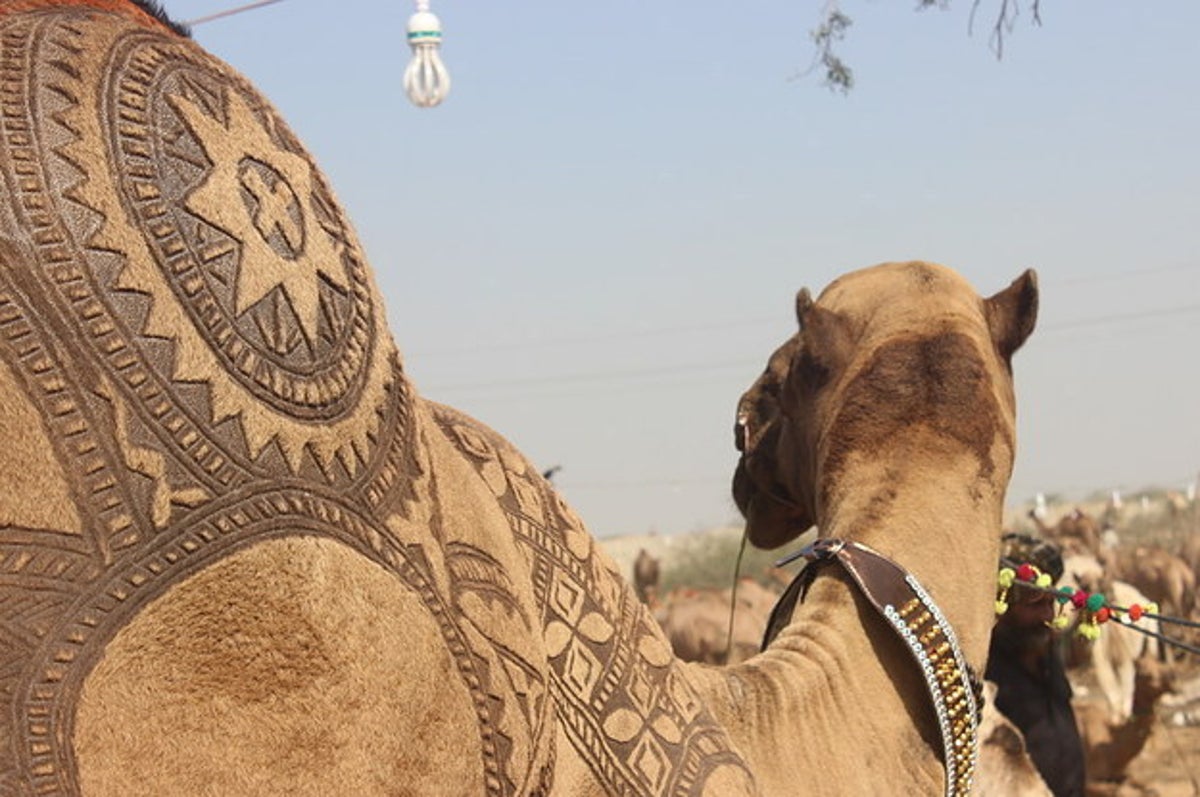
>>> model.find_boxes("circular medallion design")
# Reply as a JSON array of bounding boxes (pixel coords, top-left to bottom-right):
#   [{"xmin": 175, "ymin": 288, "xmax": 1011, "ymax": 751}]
[
  {"xmin": 236, "ymin": 158, "xmax": 306, "ymax": 261},
  {"xmin": 106, "ymin": 39, "xmax": 375, "ymax": 421}
]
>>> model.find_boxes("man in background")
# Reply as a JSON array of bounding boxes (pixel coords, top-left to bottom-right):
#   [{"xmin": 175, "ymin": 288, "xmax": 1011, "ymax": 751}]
[{"xmin": 986, "ymin": 534, "xmax": 1086, "ymax": 797}]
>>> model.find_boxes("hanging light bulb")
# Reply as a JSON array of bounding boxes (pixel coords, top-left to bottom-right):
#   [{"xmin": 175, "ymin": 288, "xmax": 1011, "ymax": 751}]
[{"xmin": 404, "ymin": 0, "xmax": 450, "ymax": 108}]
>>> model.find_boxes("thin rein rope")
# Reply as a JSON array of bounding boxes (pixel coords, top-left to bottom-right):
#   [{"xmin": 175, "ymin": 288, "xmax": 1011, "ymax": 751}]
[{"xmin": 722, "ymin": 529, "xmax": 752, "ymax": 664}]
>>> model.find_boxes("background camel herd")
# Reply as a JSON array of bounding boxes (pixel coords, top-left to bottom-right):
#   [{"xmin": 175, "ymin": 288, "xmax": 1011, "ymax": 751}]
[{"xmin": 611, "ymin": 489, "xmax": 1200, "ymax": 796}]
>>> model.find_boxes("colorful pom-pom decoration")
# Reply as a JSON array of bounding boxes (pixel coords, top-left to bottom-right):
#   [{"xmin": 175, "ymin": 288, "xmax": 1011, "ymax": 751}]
[{"xmin": 994, "ymin": 561, "xmax": 1170, "ymax": 642}]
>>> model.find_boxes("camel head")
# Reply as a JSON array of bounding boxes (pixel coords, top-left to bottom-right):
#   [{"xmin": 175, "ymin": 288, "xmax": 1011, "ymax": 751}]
[{"xmin": 733, "ymin": 261, "xmax": 1038, "ymax": 549}]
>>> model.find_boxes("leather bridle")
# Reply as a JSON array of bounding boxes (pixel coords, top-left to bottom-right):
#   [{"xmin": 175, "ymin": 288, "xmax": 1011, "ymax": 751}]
[{"xmin": 765, "ymin": 538, "xmax": 983, "ymax": 797}]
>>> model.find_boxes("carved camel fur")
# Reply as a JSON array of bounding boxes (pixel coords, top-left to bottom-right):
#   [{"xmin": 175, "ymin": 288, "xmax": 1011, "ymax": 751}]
[{"xmin": 0, "ymin": 2, "xmax": 1038, "ymax": 794}]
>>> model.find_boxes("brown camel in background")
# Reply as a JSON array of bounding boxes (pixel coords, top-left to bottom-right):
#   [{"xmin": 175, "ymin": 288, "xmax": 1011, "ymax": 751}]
[
  {"xmin": 1110, "ymin": 545, "xmax": 1196, "ymax": 625},
  {"xmin": 1076, "ymin": 655, "xmax": 1178, "ymax": 795},
  {"xmin": 1029, "ymin": 507, "xmax": 1103, "ymax": 557},
  {"xmin": 0, "ymin": 3, "xmax": 1039, "ymax": 794},
  {"xmin": 976, "ymin": 682, "xmax": 1053, "ymax": 797},
  {"xmin": 632, "ymin": 547, "xmax": 662, "ymax": 605},
  {"xmin": 655, "ymin": 578, "xmax": 779, "ymax": 665}
]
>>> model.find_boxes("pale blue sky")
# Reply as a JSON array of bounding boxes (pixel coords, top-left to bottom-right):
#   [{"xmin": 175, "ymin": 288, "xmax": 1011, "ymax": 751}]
[{"xmin": 169, "ymin": 0, "xmax": 1199, "ymax": 538}]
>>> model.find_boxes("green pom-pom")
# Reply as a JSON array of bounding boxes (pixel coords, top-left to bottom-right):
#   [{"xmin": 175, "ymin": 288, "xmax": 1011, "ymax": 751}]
[
  {"xmin": 1085, "ymin": 593, "xmax": 1105, "ymax": 612},
  {"xmin": 1056, "ymin": 586, "xmax": 1074, "ymax": 604}
]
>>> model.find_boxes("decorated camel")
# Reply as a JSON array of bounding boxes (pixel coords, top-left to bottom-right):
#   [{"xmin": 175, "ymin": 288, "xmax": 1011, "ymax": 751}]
[{"xmin": 0, "ymin": 2, "xmax": 1039, "ymax": 794}]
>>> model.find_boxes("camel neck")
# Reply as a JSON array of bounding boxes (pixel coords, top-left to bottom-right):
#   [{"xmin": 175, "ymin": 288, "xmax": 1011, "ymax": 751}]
[
  {"xmin": 683, "ymin": 448, "xmax": 1009, "ymax": 790},
  {"xmin": 684, "ymin": 571, "xmax": 949, "ymax": 795},
  {"xmin": 814, "ymin": 442, "xmax": 1009, "ymax": 669}
]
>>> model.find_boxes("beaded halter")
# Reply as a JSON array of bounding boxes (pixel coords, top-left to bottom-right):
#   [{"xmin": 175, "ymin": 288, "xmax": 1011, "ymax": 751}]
[{"xmin": 767, "ymin": 538, "xmax": 982, "ymax": 797}]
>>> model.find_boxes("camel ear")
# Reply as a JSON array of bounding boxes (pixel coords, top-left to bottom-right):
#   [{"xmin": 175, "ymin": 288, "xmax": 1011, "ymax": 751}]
[
  {"xmin": 984, "ymin": 269, "xmax": 1039, "ymax": 363},
  {"xmin": 791, "ymin": 288, "xmax": 852, "ymax": 392},
  {"xmin": 795, "ymin": 288, "xmax": 814, "ymax": 328}
]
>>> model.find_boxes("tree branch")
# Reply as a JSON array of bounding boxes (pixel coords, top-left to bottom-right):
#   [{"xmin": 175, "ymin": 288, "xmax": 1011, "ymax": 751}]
[
  {"xmin": 807, "ymin": 0, "xmax": 1044, "ymax": 92},
  {"xmin": 808, "ymin": 0, "xmax": 855, "ymax": 93}
]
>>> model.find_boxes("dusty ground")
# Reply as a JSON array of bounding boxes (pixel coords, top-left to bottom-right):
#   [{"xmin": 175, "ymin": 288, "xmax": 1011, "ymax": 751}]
[
  {"xmin": 1106, "ymin": 665, "xmax": 1200, "ymax": 797},
  {"xmin": 1123, "ymin": 723, "xmax": 1200, "ymax": 797}
]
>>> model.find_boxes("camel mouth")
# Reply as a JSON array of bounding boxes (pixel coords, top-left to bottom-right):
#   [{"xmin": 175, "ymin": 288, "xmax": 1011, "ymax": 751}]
[{"xmin": 734, "ymin": 459, "xmax": 809, "ymax": 549}]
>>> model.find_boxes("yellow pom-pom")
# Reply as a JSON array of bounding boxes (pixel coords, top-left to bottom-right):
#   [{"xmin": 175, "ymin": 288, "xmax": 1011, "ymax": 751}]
[
  {"xmin": 1077, "ymin": 624, "xmax": 1101, "ymax": 640},
  {"xmin": 997, "ymin": 568, "xmax": 1015, "ymax": 588},
  {"xmin": 1035, "ymin": 573, "xmax": 1052, "ymax": 588},
  {"xmin": 995, "ymin": 600, "xmax": 1009, "ymax": 615},
  {"xmin": 1146, "ymin": 603, "xmax": 1159, "ymax": 616},
  {"xmin": 1050, "ymin": 615, "xmax": 1071, "ymax": 630}
]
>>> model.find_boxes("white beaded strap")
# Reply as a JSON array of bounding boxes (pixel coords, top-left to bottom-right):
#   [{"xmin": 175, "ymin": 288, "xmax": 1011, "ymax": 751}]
[{"xmin": 773, "ymin": 539, "xmax": 981, "ymax": 797}]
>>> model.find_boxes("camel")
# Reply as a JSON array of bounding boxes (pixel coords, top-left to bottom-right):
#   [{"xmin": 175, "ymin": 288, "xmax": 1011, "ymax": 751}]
[
  {"xmin": 1028, "ymin": 507, "xmax": 1102, "ymax": 557},
  {"xmin": 708, "ymin": 259, "xmax": 1037, "ymax": 795},
  {"xmin": 632, "ymin": 547, "xmax": 662, "ymax": 605},
  {"xmin": 1075, "ymin": 655, "xmax": 1177, "ymax": 795},
  {"xmin": 1177, "ymin": 529, "xmax": 1200, "ymax": 580},
  {"xmin": 975, "ymin": 683, "xmax": 1052, "ymax": 797},
  {"xmin": 1109, "ymin": 544, "xmax": 1196, "ymax": 624},
  {"xmin": 654, "ymin": 579, "xmax": 779, "ymax": 665},
  {"xmin": 1062, "ymin": 555, "xmax": 1159, "ymax": 724},
  {"xmin": 0, "ymin": 3, "xmax": 1040, "ymax": 794}
]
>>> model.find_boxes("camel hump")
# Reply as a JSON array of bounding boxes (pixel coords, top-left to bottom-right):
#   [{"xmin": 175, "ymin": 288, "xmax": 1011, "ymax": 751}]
[
  {"xmin": 0, "ymin": 6, "xmax": 402, "ymax": 497},
  {"xmin": 73, "ymin": 536, "xmax": 489, "ymax": 795}
]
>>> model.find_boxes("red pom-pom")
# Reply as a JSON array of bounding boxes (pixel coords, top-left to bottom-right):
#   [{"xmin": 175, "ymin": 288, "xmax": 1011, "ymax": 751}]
[
  {"xmin": 1016, "ymin": 563, "xmax": 1037, "ymax": 582},
  {"xmin": 1071, "ymin": 590, "xmax": 1088, "ymax": 609},
  {"xmin": 1095, "ymin": 607, "xmax": 1111, "ymax": 624},
  {"xmin": 1129, "ymin": 604, "xmax": 1143, "ymax": 621}
]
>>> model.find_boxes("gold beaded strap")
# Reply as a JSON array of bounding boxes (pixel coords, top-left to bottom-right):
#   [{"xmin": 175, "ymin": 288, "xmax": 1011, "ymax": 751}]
[{"xmin": 765, "ymin": 539, "xmax": 982, "ymax": 797}]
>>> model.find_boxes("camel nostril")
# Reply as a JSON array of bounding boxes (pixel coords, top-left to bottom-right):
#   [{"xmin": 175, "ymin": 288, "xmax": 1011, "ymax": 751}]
[{"xmin": 734, "ymin": 414, "xmax": 749, "ymax": 452}]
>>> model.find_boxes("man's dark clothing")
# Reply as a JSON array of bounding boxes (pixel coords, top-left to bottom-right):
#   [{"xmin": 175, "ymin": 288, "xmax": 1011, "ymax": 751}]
[{"xmin": 985, "ymin": 626, "xmax": 1086, "ymax": 797}]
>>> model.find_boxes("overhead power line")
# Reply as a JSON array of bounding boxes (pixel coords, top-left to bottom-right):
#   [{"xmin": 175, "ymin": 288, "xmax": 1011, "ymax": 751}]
[
  {"xmin": 406, "ymin": 263, "xmax": 1200, "ymax": 360},
  {"xmin": 420, "ymin": 302, "xmax": 1200, "ymax": 395},
  {"xmin": 1042, "ymin": 303, "xmax": 1200, "ymax": 332},
  {"xmin": 182, "ymin": 0, "xmax": 288, "ymax": 27}
]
